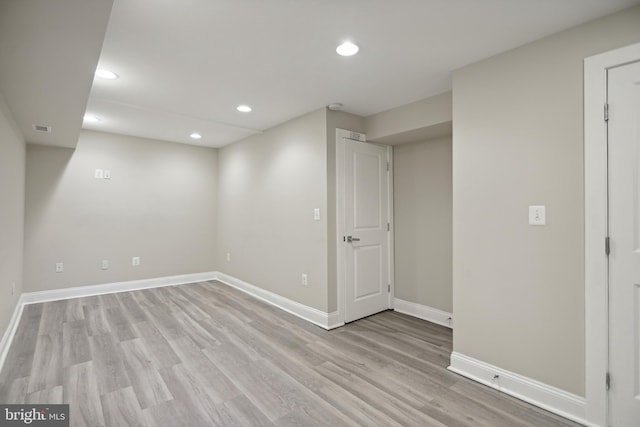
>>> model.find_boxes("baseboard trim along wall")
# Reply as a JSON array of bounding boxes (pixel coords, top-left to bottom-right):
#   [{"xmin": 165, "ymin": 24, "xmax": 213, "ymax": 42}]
[
  {"xmin": 20, "ymin": 271, "xmax": 219, "ymax": 305},
  {"xmin": 0, "ymin": 295, "xmax": 27, "ymax": 375},
  {"xmin": 393, "ymin": 298, "xmax": 453, "ymax": 328},
  {"xmin": 448, "ymin": 352, "xmax": 589, "ymax": 426},
  {"xmin": 0, "ymin": 271, "xmax": 218, "ymax": 373},
  {"xmin": 0, "ymin": 271, "xmax": 344, "ymax": 373},
  {"xmin": 214, "ymin": 272, "xmax": 342, "ymax": 330},
  {"xmin": 2, "ymin": 272, "xmax": 589, "ymax": 426}
]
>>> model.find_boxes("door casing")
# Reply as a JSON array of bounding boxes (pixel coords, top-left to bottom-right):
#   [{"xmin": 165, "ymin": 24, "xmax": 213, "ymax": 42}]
[
  {"xmin": 584, "ymin": 41, "xmax": 640, "ymax": 427},
  {"xmin": 336, "ymin": 128, "xmax": 395, "ymax": 325}
]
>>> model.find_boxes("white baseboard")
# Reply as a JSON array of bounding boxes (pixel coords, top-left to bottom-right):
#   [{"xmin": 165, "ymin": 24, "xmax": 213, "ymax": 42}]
[
  {"xmin": 20, "ymin": 271, "xmax": 218, "ymax": 305},
  {"xmin": 0, "ymin": 294, "xmax": 27, "ymax": 375},
  {"xmin": 393, "ymin": 298, "xmax": 453, "ymax": 328},
  {"xmin": 327, "ymin": 310, "xmax": 344, "ymax": 330},
  {"xmin": 0, "ymin": 273, "xmax": 591, "ymax": 427},
  {"xmin": 214, "ymin": 272, "xmax": 341, "ymax": 330},
  {"xmin": 448, "ymin": 352, "xmax": 588, "ymax": 426},
  {"xmin": 0, "ymin": 271, "xmax": 218, "ymax": 374}
]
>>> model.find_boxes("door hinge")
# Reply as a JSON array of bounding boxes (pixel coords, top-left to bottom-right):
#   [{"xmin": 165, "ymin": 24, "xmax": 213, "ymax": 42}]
[
  {"xmin": 387, "ymin": 284, "xmax": 391, "ymax": 293},
  {"xmin": 606, "ymin": 372, "xmax": 611, "ymax": 390},
  {"xmin": 386, "ymin": 162, "xmax": 389, "ymax": 171},
  {"xmin": 387, "ymin": 222, "xmax": 390, "ymax": 231},
  {"xmin": 605, "ymin": 236, "xmax": 610, "ymax": 256},
  {"xmin": 604, "ymin": 103, "xmax": 609, "ymax": 122}
]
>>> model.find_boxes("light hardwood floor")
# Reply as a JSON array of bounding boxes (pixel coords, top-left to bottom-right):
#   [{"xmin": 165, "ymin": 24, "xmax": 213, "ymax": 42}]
[{"xmin": 0, "ymin": 281, "xmax": 582, "ymax": 426}]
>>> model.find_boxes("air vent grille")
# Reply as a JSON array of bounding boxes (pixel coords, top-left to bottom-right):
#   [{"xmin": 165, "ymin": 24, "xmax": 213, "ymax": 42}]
[{"xmin": 33, "ymin": 124, "xmax": 52, "ymax": 133}]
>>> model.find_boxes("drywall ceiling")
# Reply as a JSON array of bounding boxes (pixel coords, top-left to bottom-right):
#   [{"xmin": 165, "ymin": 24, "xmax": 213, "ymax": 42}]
[{"xmin": 2, "ymin": 0, "xmax": 638, "ymax": 148}]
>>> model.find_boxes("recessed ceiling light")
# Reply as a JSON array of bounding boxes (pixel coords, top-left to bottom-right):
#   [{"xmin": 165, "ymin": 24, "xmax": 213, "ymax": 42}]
[
  {"xmin": 236, "ymin": 105, "xmax": 252, "ymax": 113},
  {"xmin": 95, "ymin": 69, "xmax": 119, "ymax": 80},
  {"xmin": 336, "ymin": 41, "xmax": 359, "ymax": 57},
  {"xmin": 83, "ymin": 114, "xmax": 100, "ymax": 123},
  {"xmin": 190, "ymin": 132, "xmax": 202, "ymax": 139}
]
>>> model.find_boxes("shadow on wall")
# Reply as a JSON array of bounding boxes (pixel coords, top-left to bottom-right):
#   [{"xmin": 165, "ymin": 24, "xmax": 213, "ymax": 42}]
[{"xmin": 25, "ymin": 145, "xmax": 74, "ymax": 227}]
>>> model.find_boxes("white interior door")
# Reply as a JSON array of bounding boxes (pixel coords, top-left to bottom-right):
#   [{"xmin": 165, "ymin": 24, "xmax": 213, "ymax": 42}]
[
  {"xmin": 608, "ymin": 59, "xmax": 640, "ymax": 427},
  {"xmin": 342, "ymin": 137, "xmax": 391, "ymax": 323}
]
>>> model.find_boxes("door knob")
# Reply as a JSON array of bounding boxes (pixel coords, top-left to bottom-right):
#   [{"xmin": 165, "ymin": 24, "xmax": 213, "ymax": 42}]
[{"xmin": 346, "ymin": 236, "xmax": 360, "ymax": 243}]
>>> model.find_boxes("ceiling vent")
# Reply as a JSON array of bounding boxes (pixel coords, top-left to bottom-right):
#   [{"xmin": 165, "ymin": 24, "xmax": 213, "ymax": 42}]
[{"xmin": 32, "ymin": 124, "xmax": 52, "ymax": 133}]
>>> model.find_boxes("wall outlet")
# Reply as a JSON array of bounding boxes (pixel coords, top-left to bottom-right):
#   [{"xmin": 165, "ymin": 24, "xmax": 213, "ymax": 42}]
[
  {"xmin": 94, "ymin": 169, "xmax": 103, "ymax": 179},
  {"xmin": 226, "ymin": 252, "xmax": 231, "ymax": 262},
  {"xmin": 301, "ymin": 273, "xmax": 308, "ymax": 286},
  {"xmin": 55, "ymin": 262, "xmax": 64, "ymax": 273},
  {"xmin": 132, "ymin": 256, "xmax": 140, "ymax": 266},
  {"xmin": 103, "ymin": 169, "xmax": 111, "ymax": 179},
  {"xmin": 101, "ymin": 259, "xmax": 109, "ymax": 270}
]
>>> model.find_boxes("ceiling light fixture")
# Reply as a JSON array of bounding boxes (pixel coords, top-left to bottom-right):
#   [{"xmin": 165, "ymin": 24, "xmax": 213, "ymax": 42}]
[
  {"xmin": 236, "ymin": 105, "xmax": 252, "ymax": 113},
  {"xmin": 336, "ymin": 41, "xmax": 359, "ymax": 57},
  {"xmin": 328, "ymin": 103, "xmax": 343, "ymax": 111},
  {"xmin": 83, "ymin": 114, "xmax": 101, "ymax": 123},
  {"xmin": 189, "ymin": 132, "xmax": 202, "ymax": 139},
  {"xmin": 95, "ymin": 69, "xmax": 119, "ymax": 80}
]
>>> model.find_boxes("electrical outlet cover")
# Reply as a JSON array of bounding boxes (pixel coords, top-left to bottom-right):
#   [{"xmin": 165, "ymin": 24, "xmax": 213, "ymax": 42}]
[{"xmin": 528, "ymin": 205, "xmax": 546, "ymax": 225}]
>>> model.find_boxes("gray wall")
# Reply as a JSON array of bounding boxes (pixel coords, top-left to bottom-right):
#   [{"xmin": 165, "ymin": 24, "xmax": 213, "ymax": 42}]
[
  {"xmin": 394, "ymin": 136, "xmax": 452, "ymax": 312},
  {"xmin": 452, "ymin": 6, "xmax": 640, "ymax": 396},
  {"xmin": 23, "ymin": 130, "xmax": 217, "ymax": 292},
  {"xmin": 0, "ymin": 94, "xmax": 25, "ymax": 338},
  {"xmin": 365, "ymin": 91, "xmax": 452, "ymax": 143},
  {"xmin": 217, "ymin": 108, "xmax": 330, "ymax": 311}
]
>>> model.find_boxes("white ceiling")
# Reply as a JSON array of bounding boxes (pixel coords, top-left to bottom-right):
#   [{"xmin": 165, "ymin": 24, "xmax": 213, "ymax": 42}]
[{"xmin": 2, "ymin": 0, "xmax": 639, "ymax": 149}]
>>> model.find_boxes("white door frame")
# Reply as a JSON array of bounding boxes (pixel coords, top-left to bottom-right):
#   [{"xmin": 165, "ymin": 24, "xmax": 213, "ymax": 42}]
[
  {"xmin": 584, "ymin": 41, "xmax": 640, "ymax": 427},
  {"xmin": 336, "ymin": 128, "xmax": 395, "ymax": 325}
]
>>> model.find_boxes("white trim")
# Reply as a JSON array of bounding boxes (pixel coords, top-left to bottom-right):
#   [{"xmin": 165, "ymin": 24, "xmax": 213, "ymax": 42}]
[
  {"xmin": 0, "ymin": 295, "xmax": 27, "ymax": 374},
  {"xmin": 336, "ymin": 128, "xmax": 349, "ymax": 325},
  {"xmin": 393, "ymin": 298, "xmax": 452, "ymax": 328},
  {"xmin": 327, "ymin": 311, "xmax": 344, "ymax": 330},
  {"xmin": 584, "ymin": 41, "xmax": 640, "ymax": 427},
  {"xmin": 20, "ymin": 271, "xmax": 218, "ymax": 305},
  {"xmin": 0, "ymin": 270, "xmax": 344, "ymax": 373},
  {"xmin": 386, "ymin": 145, "xmax": 396, "ymax": 310},
  {"xmin": 215, "ymin": 272, "xmax": 340, "ymax": 330},
  {"xmin": 0, "ymin": 272, "xmax": 217, "ymax": 373},
  {"xmin": 448, "ymin": 352, "xmax": 591, "ymax": 426},
  {"xmin": 20, "ymin": 271, "xmax": 341, "ymax": 330}
]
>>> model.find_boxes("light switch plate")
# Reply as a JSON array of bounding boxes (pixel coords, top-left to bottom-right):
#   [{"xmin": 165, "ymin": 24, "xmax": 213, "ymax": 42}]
[
  {"xmin": 529, "ymin": 205, "xmax": 546, "ymax": 225},
  {"xmin": 313, "ymin": 208, "xmax": 320, "ymax": 221}
]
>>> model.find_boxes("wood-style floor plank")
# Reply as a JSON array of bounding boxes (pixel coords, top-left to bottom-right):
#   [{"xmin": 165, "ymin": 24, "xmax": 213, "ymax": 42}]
[
  {"xmin": 88, "ymin": 332, "xmax": 131, "ymax": 395},
  {"xmin": 26, "ymin": 333, "xmax": 63, "ymax": 393},
  {"xmin": 118, "ymin": 338, "xmax": 173, "ymax": 409},
  {"xmin": 100, "ymin": 387, "xmax": 146, "ymax": 427},
  {"xmin": 0, "ymin": 280, "xmax": 583, "ymax": 427},
  {"xmin": 63, "ymin": 361, "xmax": 106, "ymax": 427}
]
